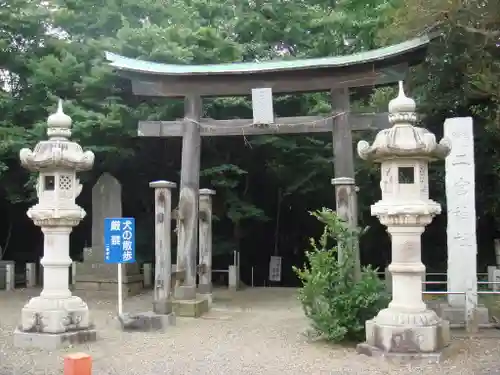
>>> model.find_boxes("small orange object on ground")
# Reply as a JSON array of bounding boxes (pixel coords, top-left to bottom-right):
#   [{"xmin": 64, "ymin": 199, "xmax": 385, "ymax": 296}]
[{"xmin": 64, "ymin": 353, "xmax": 92, "ymax": 375}]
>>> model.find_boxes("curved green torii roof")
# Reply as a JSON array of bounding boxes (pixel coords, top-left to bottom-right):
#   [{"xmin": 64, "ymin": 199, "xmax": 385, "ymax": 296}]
[
  {"xmin": 105, "ymin": 35, "xmax": 431, "ymax": 76},
  {"xmin": 105, "ymin": 35, "xmax": 434, "ymax": 97}
]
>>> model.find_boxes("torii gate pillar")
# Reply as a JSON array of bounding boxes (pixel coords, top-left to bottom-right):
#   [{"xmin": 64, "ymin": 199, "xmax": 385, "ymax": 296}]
[{"xmin": 172, "ymin": 95, "xmax": 209, "ymax": 318}]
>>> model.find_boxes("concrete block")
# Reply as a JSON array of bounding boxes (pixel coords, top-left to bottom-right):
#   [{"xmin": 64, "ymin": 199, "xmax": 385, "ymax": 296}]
[
  {"xmin": 172, "ymin": 298, "xmax": 209, "ymax": 318},
  {"xmin": 153, "ymin": 299, "xmax": 173, "ymax": 315},
  {"xmin": 197, "ymin": 284, "xmax": 213, "ymax": 306},
  {"xmin": 174, "ymin": 285, "xmax": 197, "ymax": 300},
  {"xmin": 434, "ymin": 303, "xmax": 490, "ymax": 326},
  {"xmin": 118, "ymin": 311, "xmax": 175, "ymax": 332}
]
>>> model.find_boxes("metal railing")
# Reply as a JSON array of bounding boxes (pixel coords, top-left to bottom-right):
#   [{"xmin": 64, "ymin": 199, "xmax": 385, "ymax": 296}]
[
  {"xmin": 422, "ymin": 290, "xmax": 500, "ymax": 332},
  {"xmin": 377, "ymin": 270, "xmax": 500, "ymax": 332},
  {"xmin": 212, "ymin": 269, "xmax": 229, "ymax": 274}
]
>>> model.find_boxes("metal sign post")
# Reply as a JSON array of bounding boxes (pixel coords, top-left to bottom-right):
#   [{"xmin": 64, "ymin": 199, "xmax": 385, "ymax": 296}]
[{"xmin": 104, "ymin": 217, "xmax": 136, "ymax": 316}]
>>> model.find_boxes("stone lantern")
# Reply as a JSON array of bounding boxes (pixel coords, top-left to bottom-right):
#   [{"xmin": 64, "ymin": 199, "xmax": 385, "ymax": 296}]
[
  {"xmin": 356, "ymin": 82, "xmax": 451, "ymax": 361},
  {"xmin": 14, "ymin": 100, "xmax": 96, "ymax": 349}
]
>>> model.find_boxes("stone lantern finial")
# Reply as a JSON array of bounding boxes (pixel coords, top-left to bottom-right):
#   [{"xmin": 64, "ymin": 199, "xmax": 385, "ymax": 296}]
[
  {"xmin": 47, "ymin": 99, "xmax": 72, "ymax": 139},
  {"xmin": 389, "ymin": 81, "xmax": 416, "ymax": 113},
  {"xmin": 388, "ymin": 81, "xmax": 417, "ymax": 126}
]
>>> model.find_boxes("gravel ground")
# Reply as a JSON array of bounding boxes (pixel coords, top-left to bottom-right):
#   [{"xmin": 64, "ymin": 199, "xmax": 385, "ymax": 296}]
[{"xmin": 1, "ymin": 287, "xmax": 500, "ymax": 375}]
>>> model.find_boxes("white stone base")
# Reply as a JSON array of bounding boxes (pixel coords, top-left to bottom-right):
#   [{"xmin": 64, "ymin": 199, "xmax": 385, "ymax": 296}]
[
  {"xmin": 358, "ymin": 308, "xmax": 450, "ymax": 363},
  {"xmin": 21, "ymin": 295, "xmax": 90, "ymax": 333},
  {"xmin": 13, "ymin": 327, "xmax": 97, "ymax": 350}
]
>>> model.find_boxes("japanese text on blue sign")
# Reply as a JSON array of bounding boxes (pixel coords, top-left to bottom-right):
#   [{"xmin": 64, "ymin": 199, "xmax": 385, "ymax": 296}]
[{"xmin": 104, "ymin": 218, "xmax": 135, "ymax": 264}]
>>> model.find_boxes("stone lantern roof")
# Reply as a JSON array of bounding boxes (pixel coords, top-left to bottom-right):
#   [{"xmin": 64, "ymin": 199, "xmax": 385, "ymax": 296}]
[
  {"xmin": 19, "ymin": 100, "xmax": 94, "ymax": 172},
  {"xmin": 357, "ymin": 81, "xmax": 451, "ymax": 162}
]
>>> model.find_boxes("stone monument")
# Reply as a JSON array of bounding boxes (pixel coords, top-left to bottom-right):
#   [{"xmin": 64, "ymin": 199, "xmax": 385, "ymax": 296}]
[
  {"xmin": 75, "ymin": 173, "xmax": 142, "ymax": 296},
  {"xmin": 356, "ymin": 82, "xmax": 451, "ymax": 362},
  {"xmin": 433, "ymin": 117, "xmax": 489, "ymax": 327},
  {"xmin": 14, "ymin": 100, "xmax": 97, "ymax": 349}
]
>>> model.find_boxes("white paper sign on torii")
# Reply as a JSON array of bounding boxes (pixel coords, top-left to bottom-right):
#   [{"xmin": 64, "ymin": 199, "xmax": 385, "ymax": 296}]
[{"xmin": 252, "ymin": 87, "xmax": 274, "ymax": 125}]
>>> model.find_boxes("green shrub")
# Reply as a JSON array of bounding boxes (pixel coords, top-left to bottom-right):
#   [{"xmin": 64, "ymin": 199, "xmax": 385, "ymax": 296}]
[{"xmin": 294, "ymin": 208, "xmax": 389, "ymax": 343}]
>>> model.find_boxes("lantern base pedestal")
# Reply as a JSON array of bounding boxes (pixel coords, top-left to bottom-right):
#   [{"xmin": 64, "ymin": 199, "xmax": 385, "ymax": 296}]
[
  {"xmin": 357, "ymin": 313, "xmax": 451, "ymax": 364},
  {"xmin": 356, "ymin": 341, "xmax": 451, "ymax": 364},
  {"xmin": 19, "ymin": 295, "xmax": 91, "ymax": 332},
  {"xmin": 13, "ymin": 327, "xmax": 97, "ymax": 350},
  {"xmin": 14, "ymin": 293, "xmax": 97, "ymax": 350},
  {"xmin": 14, "ymin": 295, "xmax": 96, "ymax": 349}
]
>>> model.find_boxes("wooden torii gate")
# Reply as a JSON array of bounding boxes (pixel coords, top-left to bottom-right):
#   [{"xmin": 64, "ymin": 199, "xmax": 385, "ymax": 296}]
[{"xmin": 106, "ymin": 34, "xmax": 433, "ymax": 302}]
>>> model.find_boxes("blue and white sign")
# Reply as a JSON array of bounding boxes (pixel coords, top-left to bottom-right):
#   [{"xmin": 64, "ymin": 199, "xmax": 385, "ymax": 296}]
[{"xmin": 104, "ymin": 218, "xmax": 136, "ymax": 264}]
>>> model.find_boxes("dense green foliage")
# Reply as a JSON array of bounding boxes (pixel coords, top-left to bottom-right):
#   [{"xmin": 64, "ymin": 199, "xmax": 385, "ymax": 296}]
[
  {"xmin": 294, "ymin": 208, "xmax": 389, "ymax": 342},
  {"xmin": 0, "ymin": 0, "xmax": 499, "ymax": 283}
]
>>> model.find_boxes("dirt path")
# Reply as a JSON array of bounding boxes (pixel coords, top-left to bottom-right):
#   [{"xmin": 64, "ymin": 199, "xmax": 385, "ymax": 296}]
[{"xmin": 0, "ymin": 287, "xmax": 499, "ymax": 375}]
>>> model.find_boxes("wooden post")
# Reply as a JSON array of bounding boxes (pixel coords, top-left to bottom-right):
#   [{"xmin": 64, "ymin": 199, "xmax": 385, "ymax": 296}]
[
  {"xmin": 331, "ymin": 87, "xmax": 361, "ymax": 281},
  {"xmin": 64, "ymin": 353, "xmax": 92, "ymax": 375},
  {"xmin": 149, "ymin": 180, "xmax": 176, "ymax": 314},
  {"xmin": 26, "ymin": 262, "xmax": 36, "ymax": 287},
  {"xmin": 175, "ymin": 95, "xmax": 202, "ymax": 301},
  {"xmin": 143, "ymin": 262, "xmax": 152, "ymax": 288},
  {"xmin": 198, "ymin": 189, "xmax": 215, "ymax": 303},
  {"xmin": 5, "ymin": 261, "xmax": 15, "ymax": 291},
  {"xmin": 71, "ymin": 261, "xmax": 77, "ymax": 287}
]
